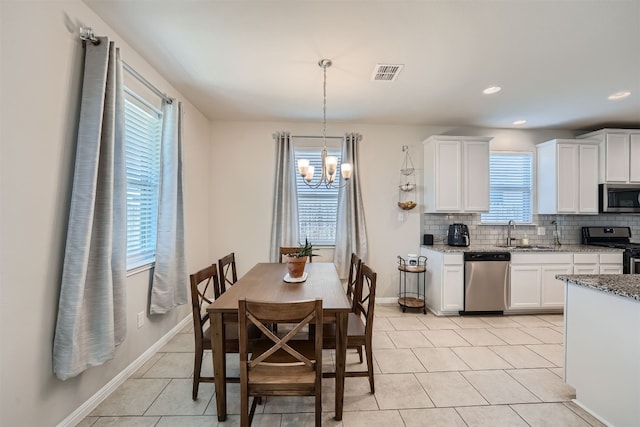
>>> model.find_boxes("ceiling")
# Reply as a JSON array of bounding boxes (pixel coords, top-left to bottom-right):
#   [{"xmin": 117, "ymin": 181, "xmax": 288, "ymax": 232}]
[{"xmin": 85, "ymin": 0, "xmax": 640, "ymax": 130}]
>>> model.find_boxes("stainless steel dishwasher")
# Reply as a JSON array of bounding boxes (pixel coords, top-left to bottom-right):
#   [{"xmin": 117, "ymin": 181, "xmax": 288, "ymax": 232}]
[{"xmin": 461, "ymin": 252, "xmax": 510, "ymax": 315}]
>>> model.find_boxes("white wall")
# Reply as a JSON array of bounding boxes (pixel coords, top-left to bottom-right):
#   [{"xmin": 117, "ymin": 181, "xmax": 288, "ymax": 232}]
[
  {"xmin": 208, "ymin": 122, "xmax": 578, "ymax": 302},
  {"xmin": 0, "ymin": 1, "xmax": 211, "ymax": 425}
]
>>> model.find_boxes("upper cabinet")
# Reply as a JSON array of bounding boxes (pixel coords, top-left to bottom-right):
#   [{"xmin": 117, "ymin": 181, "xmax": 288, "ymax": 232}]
[
  {"xmin": 577, "ymin": 129, "xmax": 640, "ymax": 183},
  {"xmin": 423, "ymin": 135, "xmax": 492, "ymax": 213},
  {"xmin": 537, "ymin": 139, "xmax": 599, "ymax": 214}
]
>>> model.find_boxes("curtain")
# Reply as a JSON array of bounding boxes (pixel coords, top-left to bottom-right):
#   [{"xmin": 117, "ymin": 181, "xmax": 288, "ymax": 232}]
[
  {"xmin": 269, "ymin": 132, "xmax": 300, "ymax": 262},
  {"xmin": 53, "ymin": 37, "xmax": 127, "ymax": 380},
  {"xmin": 334, "ymin": 133, "xmax": 368, "ymax": 278},
  {"xmin": 150, "ymin": 101, "xmax": 187, "ymax": 314}
]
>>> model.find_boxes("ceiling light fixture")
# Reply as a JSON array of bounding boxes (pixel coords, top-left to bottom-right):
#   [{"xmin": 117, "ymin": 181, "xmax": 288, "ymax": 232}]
[
  {"xmin": 608, "ymin": 91, "xmax": 631, "ymax": 100},
  {"xmin": 483, "ymin": 86, "xmax": 502, "ymax": 95},
  {"xmin": 297, "ymin": 59, "xmax": 352, "ymax": 188},
  {"xmin": 513, "ymin": 119, "xmax": 527, "ymax": 125}
]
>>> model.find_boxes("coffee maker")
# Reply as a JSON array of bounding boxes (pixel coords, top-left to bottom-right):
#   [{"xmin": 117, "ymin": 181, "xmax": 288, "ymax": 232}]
[{"xmin": 448, "ymin": 223, "xmax": 470, "ymax": 246}]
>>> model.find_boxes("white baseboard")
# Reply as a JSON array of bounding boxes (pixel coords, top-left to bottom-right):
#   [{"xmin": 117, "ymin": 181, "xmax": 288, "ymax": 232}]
[{"xmin": 58, "ymin": 314, "xmax": 193, "ymax": 427}]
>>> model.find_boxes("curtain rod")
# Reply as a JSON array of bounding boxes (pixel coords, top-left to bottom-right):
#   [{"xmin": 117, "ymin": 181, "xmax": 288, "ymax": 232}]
[{"xmin": 79, "ymin": 27, "xmax": 172, "ymax": 104}]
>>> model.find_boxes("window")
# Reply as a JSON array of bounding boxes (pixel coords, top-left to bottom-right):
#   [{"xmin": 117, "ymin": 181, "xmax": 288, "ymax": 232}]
[
  {"xmin": 481, "ymin": 152, "xmax": 533, "ymax": 224},
  {"xmin": 124, "ymin": 88, "xmax": 163, "ymax": 269},
  {"xmin": 293, "ymin": 142, "xmax": 342, "ymax": 245}
]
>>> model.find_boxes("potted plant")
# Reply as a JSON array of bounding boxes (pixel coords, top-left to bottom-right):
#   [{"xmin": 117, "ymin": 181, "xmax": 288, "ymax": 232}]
[{"xmin": 283, "ymin": 239, "xmax": 314, "ymax": 279}]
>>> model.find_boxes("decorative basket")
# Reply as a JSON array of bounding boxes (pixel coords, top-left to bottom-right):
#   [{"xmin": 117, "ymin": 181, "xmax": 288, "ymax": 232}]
[{"xmin": 397, "ymin": 201, "xmax": 417, "ymax": 210}]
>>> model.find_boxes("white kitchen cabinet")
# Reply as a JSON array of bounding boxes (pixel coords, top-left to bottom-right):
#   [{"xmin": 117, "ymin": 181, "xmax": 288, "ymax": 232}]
[
  {"xmin": 537, "ymin": 139, "xmax": 599, "ymax": 214},
  {"xmin": 573, "ymin": 252, "xmax": 623, "ymax": 275},
  {"xmin": 509, "ymin": 253, "xmax": 572, "ymax": 311},
  {"xmin": 577, "ymin": 129, "xmax": 640, "ymax": 183},
  {"xmin": 420, "ymin": 247, "xmax": 464, "ymax": 315},
  {"xmin": 423, "ymin": 136, "xmax": 492, "ymax": 213}
]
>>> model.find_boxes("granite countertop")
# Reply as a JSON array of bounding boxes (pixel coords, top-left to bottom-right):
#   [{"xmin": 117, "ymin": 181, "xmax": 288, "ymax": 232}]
[
  {"xmin": 420, "ymin": 244, "xmax": 624, "ymax": 254},
  {"xmin": 556, "ymin": 274, "xmax": 640, "ymax": 302}
]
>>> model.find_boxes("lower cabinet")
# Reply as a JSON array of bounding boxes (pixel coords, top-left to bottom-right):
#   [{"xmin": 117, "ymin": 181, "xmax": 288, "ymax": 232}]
[
  {"xmin": 574, "ymin": 253, "xmax": 624, "ymax": 275},
  {"xmin": 509, "ymin": 253, "xmax": 572, "ymax": 310},
  {"xmin": 420, "ymin": 247, "xmax": 463, "ymax": 315}
]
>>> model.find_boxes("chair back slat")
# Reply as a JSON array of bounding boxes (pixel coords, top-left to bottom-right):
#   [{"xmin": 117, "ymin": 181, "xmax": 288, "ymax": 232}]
[
  {"xmin": 189, "ymin": 264, "xmax": 221, "ymax": 340},
  {"xmin": 346, "ymin": 253, "xmax": 362, "ymax": 308}
]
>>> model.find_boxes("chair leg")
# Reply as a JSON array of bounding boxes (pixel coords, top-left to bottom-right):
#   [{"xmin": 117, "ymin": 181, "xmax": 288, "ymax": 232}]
[
  {"xmin": 192, "ymin": 349, "xmax": 203, "ymax": 400},
  {"xmin": 365, "ymin": 339, "xmax": 374, "ymax": 394},
  {"xmin": 357, "ymin": 346, "xmax": 363, "ymax": 363},
  {"xmin": 241, "ymin": 385, "xmax": 249, "ymax": 427},
  {"xmin": 315, "ymin": 388, "xmax": 322, "ymax": 427}
]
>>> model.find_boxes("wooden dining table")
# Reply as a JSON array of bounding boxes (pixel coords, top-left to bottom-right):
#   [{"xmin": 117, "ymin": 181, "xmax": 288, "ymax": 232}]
[{"xmin": 206, "ymin": 262, "xmax": 351, "ymax": 421}]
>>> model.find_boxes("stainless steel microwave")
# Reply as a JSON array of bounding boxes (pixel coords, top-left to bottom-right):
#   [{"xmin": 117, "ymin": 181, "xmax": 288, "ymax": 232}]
[{"xmin": 599, "ymin": 184, "xmax": 640, "ymax": 213}]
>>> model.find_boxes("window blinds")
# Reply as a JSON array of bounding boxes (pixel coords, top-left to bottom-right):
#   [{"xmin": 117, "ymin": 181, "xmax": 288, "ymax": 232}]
[
  {"xmin": 293, "ymin": 148, "xmax": 342, "ymax": 245},
  {"xmin": 124, "ymin": 91, "xmax": 163, "ymax": 269},
  {"xmin": 481, "ymin": 153, "xmax": 533, "ymax": 224}
]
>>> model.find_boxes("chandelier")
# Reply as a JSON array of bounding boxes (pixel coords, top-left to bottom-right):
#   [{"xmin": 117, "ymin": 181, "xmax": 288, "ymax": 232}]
[{"xmin": 297, "ymin": 59, "xmax": 352, "ymax": 188}]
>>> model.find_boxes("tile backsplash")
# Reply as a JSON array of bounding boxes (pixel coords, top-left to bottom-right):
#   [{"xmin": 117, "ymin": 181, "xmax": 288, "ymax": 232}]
[{"xmin": 423, "ymin": 213, "xmax": 640, "ymax": 246}]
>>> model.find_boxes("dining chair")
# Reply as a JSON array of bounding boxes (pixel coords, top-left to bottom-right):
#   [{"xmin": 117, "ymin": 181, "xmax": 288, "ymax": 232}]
[
  {"xmin": 189, "ymin": 264, "xmax": 258, "ymax": 400},
  {"xmin": 323, "ymin": 263, "xmax": 377, "ymax": 393},
  {"xmin": 218, "ymin": 252, "xmax": 238, "ymax": 295},
  {"xmin": 238, "ymin": 298, "xmax": 323, "ymax": 427},
  {"xmin": 279, "ymin": 246, "xmax": 313, "ymax": 263}
]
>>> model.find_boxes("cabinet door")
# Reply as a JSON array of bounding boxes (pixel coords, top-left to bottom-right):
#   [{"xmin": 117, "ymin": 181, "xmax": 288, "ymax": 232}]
[
  {"xmin": 509, "ymin": 265, "xmax": 541, "ymax": 308},
  {"xmin": 541, "ymin": 264, "xmax": 572, "ymax": 308},
  {"xmin": 463, "ymin": 141, "xmax": 490, "ymax": 211},
  {"xmin": 578, "ymin": 144, "xmax": 599, "ymax": 213},
  {"xmin": 630, "ymin": 134, "xmax": 640, "ymax": 183},
  {"xmin": 600, "ymin": 265, "xmax": 623, "ymax": 274},
  {"xmin": 442, "ymin": 265, "xmax": 464, "ymax": 311},
  {"xmin": 574, "ymin": 264, "xmax": 598, "ymax": 274},
  {"xmin": 556, "ymin": 144, "xmax": 579, "ymax": 213},
  {"xmin": 435, "ymin": 141, "xmax": 462, "ymax": 211},
  {"xmin": 605, "ymin": 133, "xmax": 630, "ymax": 182}
]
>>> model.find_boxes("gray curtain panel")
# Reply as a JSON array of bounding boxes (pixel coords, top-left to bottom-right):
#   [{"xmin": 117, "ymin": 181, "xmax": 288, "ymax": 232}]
[
  {"xmin": 150, "ymin": 101, "xmax": 187, "ymax": 314},
  {"xmin": 53, "ymin": 37, "xmax": 127, "ymax": 380},
  {"xmin": 270, "ymin": 132, "xmax": 300, "ymax": 262},
  {"xmin": 334, "ymin": 133, "xmax": 368, "ymax": 278}
]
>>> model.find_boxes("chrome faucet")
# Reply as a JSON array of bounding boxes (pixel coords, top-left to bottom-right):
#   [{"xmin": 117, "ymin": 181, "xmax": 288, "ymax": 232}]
[{"xmin": 506, "ymin": 220, "xmax": 516, "ymax": 246}]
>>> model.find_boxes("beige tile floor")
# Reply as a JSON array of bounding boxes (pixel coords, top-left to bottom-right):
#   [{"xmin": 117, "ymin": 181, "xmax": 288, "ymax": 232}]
[{"xmin": 79, "ymin": 305, "xmax": 606, "ymax": 427}]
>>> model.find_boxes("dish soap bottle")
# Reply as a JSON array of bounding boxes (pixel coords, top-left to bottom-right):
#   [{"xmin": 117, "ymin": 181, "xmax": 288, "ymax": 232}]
[{"xmin": 522, "ymin": 234, "xmax": 529, "ymax": 246}]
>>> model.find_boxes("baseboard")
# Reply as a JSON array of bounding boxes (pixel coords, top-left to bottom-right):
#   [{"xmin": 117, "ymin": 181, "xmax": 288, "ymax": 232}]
[{"xmin": 57, "ymin": 314, "xmax": 192, "ymax": 427}]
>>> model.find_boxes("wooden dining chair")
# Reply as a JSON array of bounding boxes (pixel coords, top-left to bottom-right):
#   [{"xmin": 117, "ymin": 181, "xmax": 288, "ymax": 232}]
[
  {"xmin": 189, "ymin": 264, "xmax": 258, "ymax": 400},
  {"xmin": 218, "ymin": 252, "xmax": 238, "ymax": 295},
  {"xmin": 238, "ymin": 298, "xmax": 323, "ymax": 427},
  {"xmin": 323, "ymin": 263, "xmax": 377, "ymax": 393},
  {"xmin": 279, "ymin": 246, "xmax": 313, "ymax": 263}
]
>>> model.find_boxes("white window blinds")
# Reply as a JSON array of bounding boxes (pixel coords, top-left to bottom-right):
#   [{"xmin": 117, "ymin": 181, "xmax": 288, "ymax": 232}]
[
  {"xmin": 124, "ymin": 90, "xmax": 163, "ymax": 269},
  {"xmin": 293, "ymin": 147, "xmax": 342, "ymax": 245},
  {"xmin": 481, "ymin": 152, "xmax": 533, "ymax": 224}
]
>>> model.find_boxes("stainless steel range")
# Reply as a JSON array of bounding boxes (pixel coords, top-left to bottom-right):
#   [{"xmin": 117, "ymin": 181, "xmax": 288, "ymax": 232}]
[{"xmin": 582, "ymin": 226, "xmax": 640, "ymax": 274}]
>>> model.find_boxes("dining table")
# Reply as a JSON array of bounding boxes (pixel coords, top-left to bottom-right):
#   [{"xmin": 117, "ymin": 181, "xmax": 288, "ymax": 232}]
[{"xmin": 206, "ymin": 262, "xmax": 351, "ymax": 421}]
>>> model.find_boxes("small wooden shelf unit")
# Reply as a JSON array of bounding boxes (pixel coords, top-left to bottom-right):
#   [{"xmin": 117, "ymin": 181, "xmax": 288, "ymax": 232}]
[{"xmin": 397, "ymin": 256, "xmax": 428, "ymax": 314}]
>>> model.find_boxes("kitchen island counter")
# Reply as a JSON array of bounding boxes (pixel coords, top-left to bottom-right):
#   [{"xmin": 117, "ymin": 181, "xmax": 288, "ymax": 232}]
[{"xmin": 557, "ymin": 274, "xmax": 639, "ymax": 427}]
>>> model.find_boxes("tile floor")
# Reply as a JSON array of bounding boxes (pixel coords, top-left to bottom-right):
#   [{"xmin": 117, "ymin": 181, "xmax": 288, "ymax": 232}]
[{"xmin": 79, "ymin": 305, "xmax": 605, "ymax": 427}]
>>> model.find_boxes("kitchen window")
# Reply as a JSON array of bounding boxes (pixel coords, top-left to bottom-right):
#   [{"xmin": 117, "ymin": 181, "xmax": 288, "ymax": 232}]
[
  {"xmin": 293, "ymin": 142, "xmax": 342, "ymax": 245},
  {"xmin": 124, "ymin": 88, "xmax": 163, "ymax": 270},
  {"xmin": 481, "ymin": 152, "xmax": 533, "ymax": 224}
]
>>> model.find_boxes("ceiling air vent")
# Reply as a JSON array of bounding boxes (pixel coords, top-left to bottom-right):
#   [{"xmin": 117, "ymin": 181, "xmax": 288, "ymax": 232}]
[{"xmin": 371, "ymin": 64, "xmax": 404, "ymax": 82}]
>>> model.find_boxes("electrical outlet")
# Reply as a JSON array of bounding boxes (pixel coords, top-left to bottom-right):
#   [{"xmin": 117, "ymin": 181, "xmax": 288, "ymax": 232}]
[
  {"xmin": 537, "ymin": 226, "xmax": 546, "ymax": 236},
  {"xmin": 137, "ymin": 312, "xmax": 145, "ymax": 328}
]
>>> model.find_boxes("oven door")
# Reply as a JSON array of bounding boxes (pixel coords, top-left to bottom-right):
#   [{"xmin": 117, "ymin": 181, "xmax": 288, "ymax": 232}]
[{"xmin": 600, "ymin": 184, "xmax": 640, "ymax": 213}]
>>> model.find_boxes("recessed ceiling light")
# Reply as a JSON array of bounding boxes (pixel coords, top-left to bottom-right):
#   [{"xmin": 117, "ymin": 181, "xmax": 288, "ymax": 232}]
[
  {"xmin": 513, "ymin": 119, "xmax": 527, "ymax": 125},
  {"xmin": 483, "ymin": 86, "xmax": 502, "ymax": 95},
  {"xmin": 608, "ymin": 91, "xmax": 631, "ymax": 100}
]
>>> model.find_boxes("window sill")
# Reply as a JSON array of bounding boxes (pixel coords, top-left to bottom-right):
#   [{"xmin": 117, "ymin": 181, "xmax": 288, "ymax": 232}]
[
  {"xmin": 478, "ymin": 223, "xmax": 538, "ymax": 227},
  {"xmin": 127, "ymin": 262, "xmax": 154, "ymax": 277}
]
